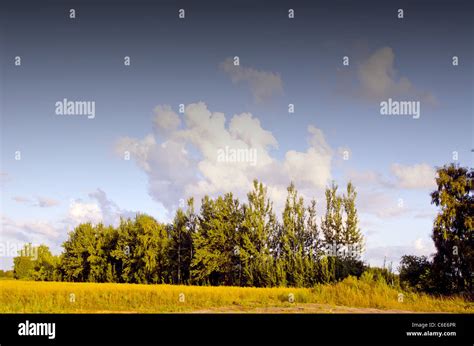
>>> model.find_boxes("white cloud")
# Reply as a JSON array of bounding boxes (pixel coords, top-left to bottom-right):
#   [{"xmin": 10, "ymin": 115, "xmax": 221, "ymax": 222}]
[
  {"xmin": 153, "ymin": 105, "xmax": 181, "ymax": 135},
  {"xmin": 116, "ymin": 135, "xmax": 156, "ymax": 172},
  {"xmin": 391, "ymin": 163, "xmax": 436, "ymax": 189},
  {"xmin": 88, "ymin": 189, "xmax": 136, "ymax": 226},
  {"xmin": 116, "ymin": 102, "xmax": 333, "ymax": 212},
  {"xmin": 12, "ymin": 196, "xmax": 60, "ymax": 207},
  {"xmin": 220, "ymin": 58, "xmax": 283, "ymax": 103},
  {"xmin": 284, "ymin": 126, "xmax": 332, "ymax": 188},
  {"xmin": 357, "ymin": 47, "xmax": 437, "ymax": 105},
  {"xmin": 65, "ymin": 189, "xmax": 136, "ymax": 227},
  {"xmin": 66, "ymin": 200, "xmax": 102, "ymax": 225}
]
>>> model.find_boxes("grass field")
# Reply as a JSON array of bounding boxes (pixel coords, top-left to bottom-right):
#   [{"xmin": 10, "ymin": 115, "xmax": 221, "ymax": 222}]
[{"xmin": 1, "ymin": 276, "xmax": 472, "ymax": 313}]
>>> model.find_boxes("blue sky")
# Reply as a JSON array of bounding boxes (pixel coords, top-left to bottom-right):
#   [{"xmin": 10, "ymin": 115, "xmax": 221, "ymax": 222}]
[{"xmin": 1, "ymin": 0, "xmax": 473, "ymax": 270}]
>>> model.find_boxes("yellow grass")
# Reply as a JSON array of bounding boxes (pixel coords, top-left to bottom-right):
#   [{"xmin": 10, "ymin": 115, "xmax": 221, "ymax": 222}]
[{"xmin": 0, "ymin": 276, "xmax": 472, "ymax": 313}]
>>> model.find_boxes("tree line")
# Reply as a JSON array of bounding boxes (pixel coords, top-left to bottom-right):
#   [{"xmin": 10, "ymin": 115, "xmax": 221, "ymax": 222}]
[
  {"xmin": 12, "ymin": 164, "xmax": 473, "ymax": 296},
  {"xmin": 14, "ymin": 180, "xmax": 366, "ymax": 287}
]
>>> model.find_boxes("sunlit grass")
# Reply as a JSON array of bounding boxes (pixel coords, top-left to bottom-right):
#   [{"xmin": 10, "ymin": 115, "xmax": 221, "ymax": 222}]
[{"xmin": 0, "ymin": 277, "xmax": 471, "ymax": 313}]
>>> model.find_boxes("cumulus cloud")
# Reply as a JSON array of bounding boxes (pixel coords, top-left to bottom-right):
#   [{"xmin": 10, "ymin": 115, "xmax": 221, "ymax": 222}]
[
  {"xmin": 220, "ymin": 58, "xmax": 283, "ymax": 103},
  {"xmin": 357, "ymin": 47, "xmax": 437, "ymax": 105},
  {"xmin": 116, "ymin": 102, "xmax": 333, "ymax": 212},
  {"xmin": 88, "ymin": 189, "xmax": 136, "ymax": 226},
  {"xmin": 153, "ymin": 105, "xmax": 181, "ymax": 135},
  {"xmin": 391, "ymin": 163, "xmax": 436, "ymax": 189},
  {"xmin": 284, "ymin": 126, "xmax": 332, "ymax": 188},
  {"xmin": 65, "ymin": 189, "xmax": 137, "ymax": 227},
  {"xmin": 66, "ymin": 200, "xmax": 103, "ymax": 226}
]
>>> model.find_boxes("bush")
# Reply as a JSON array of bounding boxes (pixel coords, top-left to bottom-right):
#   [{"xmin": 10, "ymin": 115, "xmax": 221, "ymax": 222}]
[{"xmin": 399, "ymin": 255, "xmax": 434, "ymax": 293}]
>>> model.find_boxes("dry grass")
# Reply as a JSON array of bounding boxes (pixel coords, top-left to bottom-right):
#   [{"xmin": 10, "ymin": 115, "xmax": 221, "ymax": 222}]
[{"xmin": 0, "ymin": 276, "xmax": 472, "ymax": 313}]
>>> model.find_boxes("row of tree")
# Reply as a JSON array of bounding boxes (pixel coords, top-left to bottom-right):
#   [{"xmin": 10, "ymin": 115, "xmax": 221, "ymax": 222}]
[
  {"xmin": 13, "ymin": 164, "xmax": 472, "ymax": 295},
  {"xmin": 14, "ymin": 180, "xmax": 365, "ymax": 287}
]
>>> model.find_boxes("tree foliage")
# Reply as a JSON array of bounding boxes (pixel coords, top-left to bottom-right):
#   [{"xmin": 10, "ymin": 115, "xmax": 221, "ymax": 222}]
[
  {"xmin": 430, "ymin": 163, "xmax": 473, "ymax": 295},
  {"xmin": 7, "ymin": 179, "xmax": 401, "ymax": 289}
]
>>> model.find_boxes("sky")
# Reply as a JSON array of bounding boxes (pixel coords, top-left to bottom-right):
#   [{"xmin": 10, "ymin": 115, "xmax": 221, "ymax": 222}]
[{"xmin": 1, "ymin": 0, "xmax": 473, "ymax": 270}]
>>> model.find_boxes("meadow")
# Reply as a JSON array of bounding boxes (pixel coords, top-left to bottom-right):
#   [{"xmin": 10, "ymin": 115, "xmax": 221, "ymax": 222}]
[{"xmin": 1, "ymin": 275, "xmax": 472, "ymax": 313}]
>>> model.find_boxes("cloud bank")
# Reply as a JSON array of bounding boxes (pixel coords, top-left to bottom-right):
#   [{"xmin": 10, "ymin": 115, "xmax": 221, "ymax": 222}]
[{"xmin": 116, "ymin": 102, "xmax": 333, "ymax": 212}]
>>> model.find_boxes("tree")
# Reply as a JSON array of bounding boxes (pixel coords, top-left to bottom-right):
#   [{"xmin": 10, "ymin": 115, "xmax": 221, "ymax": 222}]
[
  {"xmin": 30, "ymin": 245, "xmax": 58, "ymax": 281},
  {"xmin": 430, "ymin": 164, "xmax": 473, "ymax": 294},
  {"xmin": 321, "ymin": 182, "xmax": 365, "ymax": 282},
  {"xmin": 60, "ymin": 223, "xmax": 102, "ymax": 282},
  {"xmin": 342, "ymin": 182, "xmax": 364, "ymax": 259},
  {"xmin": 280, "ymin": 182, "xmax": 307, "ymax": 287},
  {"xmin": 321, "ymin": 182, "xmax": 344, "ymax": 252},
  {"xmin": 304, "ymin": 198, "xmax": 323, "ymax": 285},
  {"xmin": 0, "ymin": 270, "xmax": 14, "ymax": 279},
  {"xmin": 192, "ymin": 193, "xmax": 243, "ymax": 285},
  {"xmin": 13, "ymin": 244, "xmax": 58, "ymax": 281},
  {"xmin": 399, "ymin": 255, "xmax": 433, "ymax": 292},
  {"xmin": 168, "ymin": 199, "xmax": 194, "ymax": 284},
  {"xmin": 112, "ymin": 214, "xmax": 169, "ymax": 284},
  {"xmin": 13, "ymin": 244, "xmax": 35, "ymax": 279},
  {"xmin": 240, "ymin": 180, "xmax": 279, "ymax": 287}
]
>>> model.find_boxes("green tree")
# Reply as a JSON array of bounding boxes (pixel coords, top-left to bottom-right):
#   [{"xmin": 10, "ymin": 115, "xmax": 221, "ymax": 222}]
[
  {"xmin": 304, "ymin": 198, "xmax": 323, "ymax": 285},
  {"xmin": 321, "ymin": 182, "xmax": 344, "ymax": 252},
  {"xmin": 321, "ymin": 182, "xmax": 365, "ymax": 282},
  {"xmin": 168, "ymin": 199, "xmax": 194, "ymax": 284},
  {"xmin": 280, "ymin": 182, "xmax": 307, "ymax": 287},
  {"xmin": 342, "ymin": 182, "xmax": 364, "ymax": 259},
  {"xmin": 112, "ymin": 214, "xmax": 169, "ymax": 284},
  {"xmin": 60, "ymin": 223, "xmax": 101, "ymax": 282},
  {"xmin": 60, "ymin": 223, "xmax": 119, "ymax": 283},
  {"xmin": 30, "ymin": 245, "xmax": 58, "ymax": 281},
  {"xmin": 0, "ymin": 269, "xmax": 14, "ymax": 279},
  {"xmin": 192, "ymin": 193, "xmax": 243, "ymax": 286},
  {"xmin": 399, "ymin": 255, "xmax": 433, "ymax": 292},
  {"xmin": 240, "ymin": 180, "xmax": 279, "ymax": 287},
  {"xmin": 14, "ymin": 244, "xmax": 59, "ymax": 281},
  {"xmin": 13, "ymin": 244, "xmax": 35, "ymax": 279},
  {"xmin": 430, "ymin": 164, "xmax": 473, "ymax": 294}
]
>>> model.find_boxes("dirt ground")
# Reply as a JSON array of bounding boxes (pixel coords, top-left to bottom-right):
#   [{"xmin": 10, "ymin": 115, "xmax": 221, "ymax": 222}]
[{"xmin": 190, "ymin": 303, "xmax": 424, "ymax": 314}]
